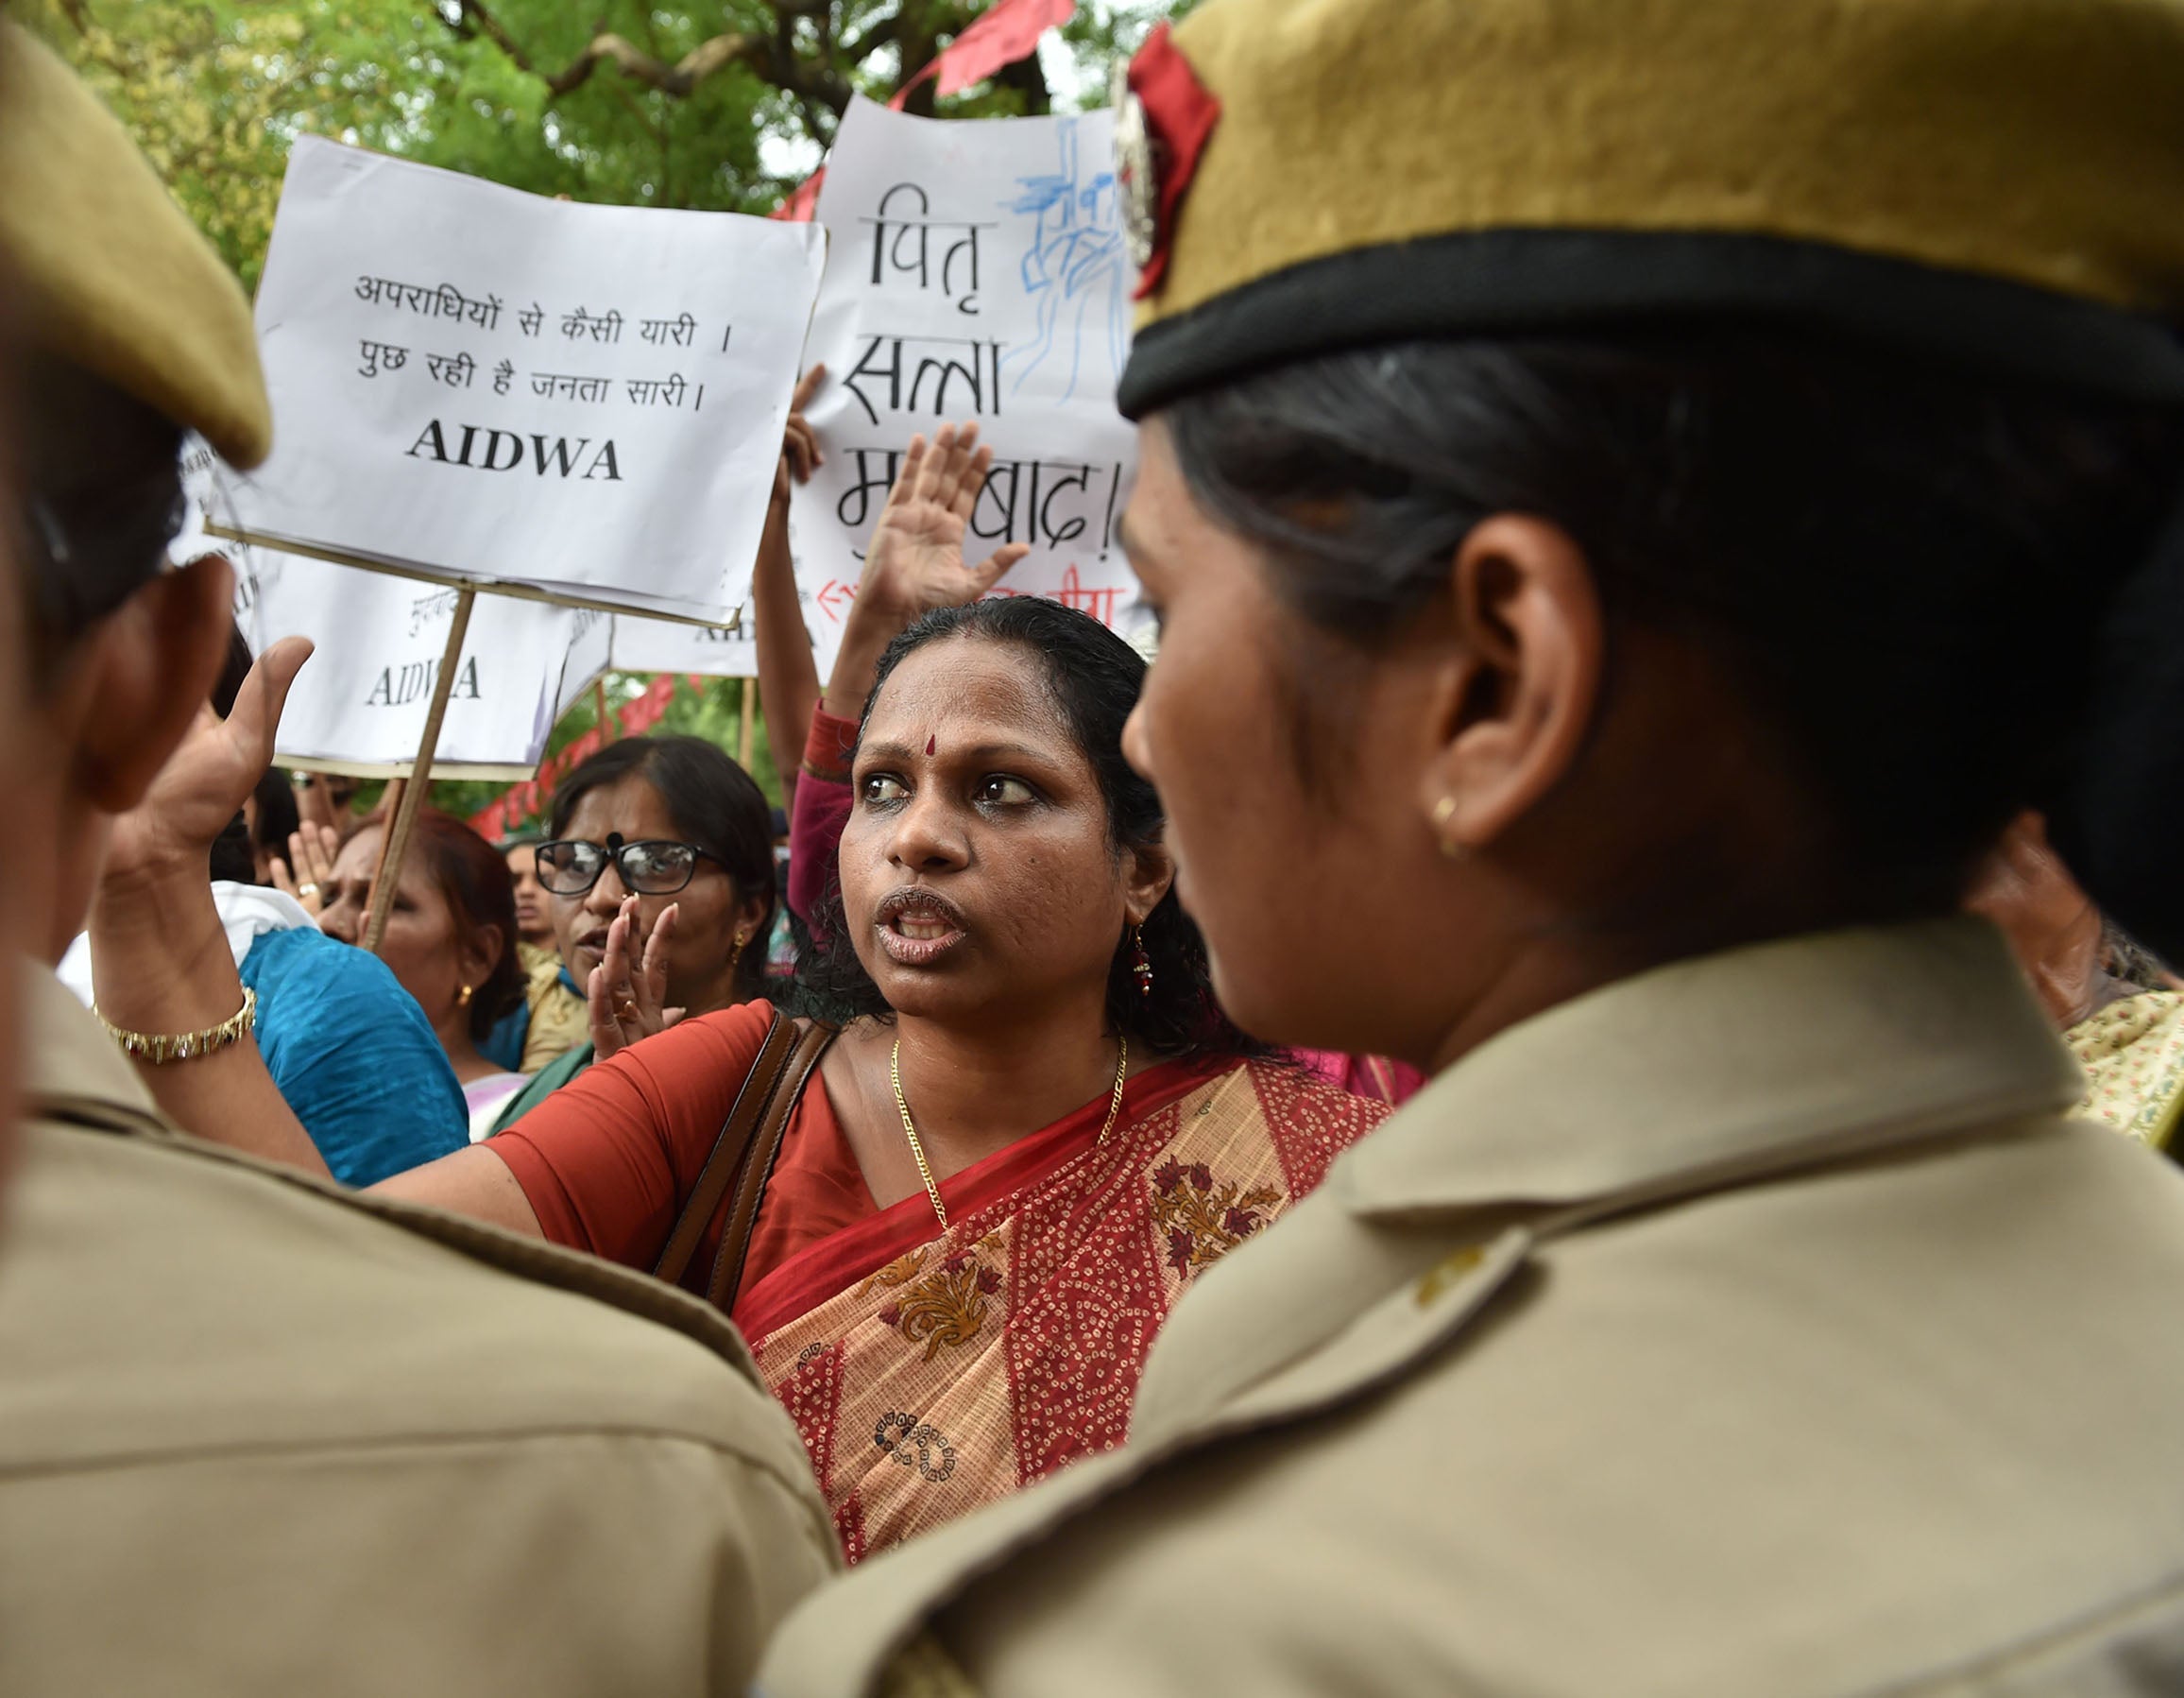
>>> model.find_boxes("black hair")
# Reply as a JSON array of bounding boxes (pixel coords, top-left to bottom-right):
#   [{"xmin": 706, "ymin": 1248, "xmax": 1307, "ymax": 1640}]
[
  {"xmin": 547, "ymin": 734, "xmax": 777, "ymax": 1000},
  {"xmin": 209, "ymin": 624, "xmax": 280, "ymax": 885},
  {"xmin": 343, "ymin": 805, "xmax": 526, "ymax": 1040},
  {"xmin": 252, "ymin": 767, "xmax": 299, "ymax": 856},
  {"xmin": 17, "ymin": 353, "xmax": 186, "ymax": 665},
  {"xmin": 1163, "ymin": 329, "xmax": 2184, "ymax": 941},
  {"xmin": 793, "ymin": 596, "xmax": 1257, "ymax": 1062}
]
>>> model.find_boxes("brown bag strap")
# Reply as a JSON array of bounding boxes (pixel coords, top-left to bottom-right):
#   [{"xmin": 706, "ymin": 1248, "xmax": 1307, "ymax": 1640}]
[
  {"xmin": 702, "ymin": 1017, "xmax": 837, "ymax": 1312},
  {"xmin": 653, "ymin": 1010, "xmax": 832, "ymax": 1300}
]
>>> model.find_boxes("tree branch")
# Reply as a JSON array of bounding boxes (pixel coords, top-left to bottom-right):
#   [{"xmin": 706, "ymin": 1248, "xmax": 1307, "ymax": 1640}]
[
  {"xmin": 452, "ymin": 0, "xmax": 767, "ymax": 99},
  {"xmin": 840, "ymin": 11, "xmax": 902, "ymax": 67}
]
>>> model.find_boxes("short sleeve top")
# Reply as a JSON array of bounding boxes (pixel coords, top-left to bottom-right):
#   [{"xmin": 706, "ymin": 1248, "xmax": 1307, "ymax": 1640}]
[{"xmin": 241, "ymin": 925, "xmax": 469, "ymax": 1187}]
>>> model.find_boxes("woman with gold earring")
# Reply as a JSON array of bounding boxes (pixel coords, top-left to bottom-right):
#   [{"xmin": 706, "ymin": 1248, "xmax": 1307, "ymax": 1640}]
[
  {"xmin": 312, "ymin": 804, "xmax": 528, "ymax": 1141},
  {"xmin": 758, "ymin": 0, "xmax": 2184, "ymax": 1689}
]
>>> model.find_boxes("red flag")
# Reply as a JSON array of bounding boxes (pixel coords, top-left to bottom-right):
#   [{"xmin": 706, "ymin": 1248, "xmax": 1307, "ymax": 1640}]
[
  {"xmin": 936, "ymin": 0, "xmax": 1075, "ymax": 96},
  {"xmin": 770, "ymin": 168, "xmax": 826, "ymax": 221},
  {"xmin": 890, "ymin": 0, "xmax": 1076, "ymax": 108},
  {"xmin": 617, "ymin": 675, "xmax": 681, "ymax": 739}
]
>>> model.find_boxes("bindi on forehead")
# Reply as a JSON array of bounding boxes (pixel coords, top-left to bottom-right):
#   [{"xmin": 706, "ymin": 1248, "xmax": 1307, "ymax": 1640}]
[{"xmin": 927, "ymin": 735, "xmax": 936, "ymax": 756}]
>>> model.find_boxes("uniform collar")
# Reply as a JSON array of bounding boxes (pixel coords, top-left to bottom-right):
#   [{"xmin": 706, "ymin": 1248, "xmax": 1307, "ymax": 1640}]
[
  {"xmin": 1333, "ymin": 918, "xmax": 2080, "ymax": 1221},
  {"xmin": 22, "ymin": 960, "xmax": 170, "ymax": 1138}
]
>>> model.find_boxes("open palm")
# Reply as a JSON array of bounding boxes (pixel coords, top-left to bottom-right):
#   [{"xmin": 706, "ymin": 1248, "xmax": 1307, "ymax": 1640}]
[
  {"xmin": 859, "ymin": 422, "xmax": 1030, "ymax": 623},
  {"xmin": 104, "ymin": 637, "xmax": 315, "ymax": 887}
]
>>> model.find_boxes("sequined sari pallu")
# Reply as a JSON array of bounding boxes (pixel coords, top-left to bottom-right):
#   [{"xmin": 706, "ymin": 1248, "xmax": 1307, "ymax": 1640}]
[{"xmin": 735, "ymin": 1055, "xmax": 1387, "ymax": 1561}]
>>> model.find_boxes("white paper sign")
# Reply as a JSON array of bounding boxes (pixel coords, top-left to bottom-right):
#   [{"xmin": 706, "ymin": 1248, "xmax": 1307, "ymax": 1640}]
[
  {"xmin": 184, "ymin": 441, "xmax": 611, "ymax": 778},
  {"xmin": 608, "ymin": 611, "xmax": 758, "ymax": 677},
  {"xmin": 228, "ymin": 136, "xmax": 826, "ymax": 625},
  {"xmin": 247, "ymin": 559, "xmax": 612, "ymax": 778},
  {"xmin": 789, "ymin": 99, "xmax": 1145, "ymax": 677}
]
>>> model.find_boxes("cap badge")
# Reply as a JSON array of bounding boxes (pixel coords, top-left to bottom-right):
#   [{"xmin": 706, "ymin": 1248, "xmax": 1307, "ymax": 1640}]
[
  {"xmin": 1112, "ymin": 24, "xmax": 1222, "ymax": 300},
  {"xmin": 1112, "ymin": 65, "xmax": 1159, "ymax": 273}
]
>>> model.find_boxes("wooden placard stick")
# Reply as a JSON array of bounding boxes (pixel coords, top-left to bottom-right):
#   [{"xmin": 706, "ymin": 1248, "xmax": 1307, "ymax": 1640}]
[
  {"xmin": 364, "ymin": 588, "xmax": 477, "ymax": 955},
  {"xmin": 367, "ymin": 776, "xmax": 407, "ymax": 898},
  {"xmin": 739, "ymin": 675, "xmax": 758, "ymax": 770}
]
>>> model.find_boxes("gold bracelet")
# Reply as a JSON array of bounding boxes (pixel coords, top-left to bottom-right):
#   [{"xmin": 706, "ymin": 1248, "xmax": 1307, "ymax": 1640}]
[{"xmin": 93, "ymin": 986, "xmax": 257, "ymax": 1065}]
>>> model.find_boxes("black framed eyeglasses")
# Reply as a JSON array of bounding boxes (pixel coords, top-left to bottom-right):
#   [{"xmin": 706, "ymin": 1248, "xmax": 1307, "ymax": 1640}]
[{"xmin": 535, "ymin": 833, "xmax": 725, "ymax": 897}]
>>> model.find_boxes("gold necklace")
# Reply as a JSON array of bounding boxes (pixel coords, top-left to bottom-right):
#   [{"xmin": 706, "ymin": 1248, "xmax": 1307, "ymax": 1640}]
[{"xmin": 891, "ymin": 1033, "xmax": 1129, "ymax": 1230}]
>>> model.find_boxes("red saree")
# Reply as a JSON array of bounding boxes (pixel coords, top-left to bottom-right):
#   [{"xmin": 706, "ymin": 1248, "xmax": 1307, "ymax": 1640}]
[
  {"xmin": 492, "ymin": 1002, "xmax": 1389, "ymax": 1559},
  {"xmin": 737, "ymin": 1055, "xmax": 1388, "ymax": 1561}
]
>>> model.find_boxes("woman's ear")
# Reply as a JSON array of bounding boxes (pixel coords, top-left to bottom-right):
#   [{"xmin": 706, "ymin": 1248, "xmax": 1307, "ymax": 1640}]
[
  {"xmin": 1121, "ymin": 838, "xmax": 1176, "ymax": 927},
  {"xmin": 1415, "ymin": 515, "xmax": 1604, "ymax": 855},
  {"xmin": 458, "ymin": 921, "xmax": 504, "ymax": 1000},
  {"xmin": 52, "ymin": 556, "xmax": 236, "ymax": 815}
]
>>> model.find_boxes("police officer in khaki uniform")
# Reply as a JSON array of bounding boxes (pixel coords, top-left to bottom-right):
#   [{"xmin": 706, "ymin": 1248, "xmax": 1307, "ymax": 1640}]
[
  {"xmin": 0, "ymin": 26, "xmax": 836, "ymax": 1693},
  {"xmin": 759, "ymin": 1, "xmax": 2184, "ymax": 1692}
]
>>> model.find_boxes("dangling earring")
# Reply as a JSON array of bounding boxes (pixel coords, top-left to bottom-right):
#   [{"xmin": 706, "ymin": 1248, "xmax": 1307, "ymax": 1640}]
[
  {"xmin": 1131, "ymin": 924, "xmax": 1153, "ymax": 998},
  {"xmin": 728, "ymin": 928, "xmax": 750, "ymax": 976},
  {"xmin": 458, "ymin": 984, "xmax": 474, "ymax": 1007}
]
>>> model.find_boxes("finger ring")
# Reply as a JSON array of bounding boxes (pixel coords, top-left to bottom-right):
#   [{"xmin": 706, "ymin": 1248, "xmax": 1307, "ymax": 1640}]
[{"xmin": 298, "ymin": 883, "xmax": 320, "ymax": 900}]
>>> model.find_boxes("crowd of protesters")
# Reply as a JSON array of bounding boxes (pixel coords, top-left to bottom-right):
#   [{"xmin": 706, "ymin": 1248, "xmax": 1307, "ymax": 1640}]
[{"xmin": 13, "ymin": 0, "xmax": 2184, "ymax": 1693}]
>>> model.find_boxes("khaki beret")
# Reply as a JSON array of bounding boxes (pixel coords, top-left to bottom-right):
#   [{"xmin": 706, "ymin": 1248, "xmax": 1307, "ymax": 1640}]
[
  {"xmin": 1115, "ymin": 0, "xmax": 2184, "ymax": 418},
  {"xmin": 0, "ymin": 22, "xmax": 270, "ymax": 467}
]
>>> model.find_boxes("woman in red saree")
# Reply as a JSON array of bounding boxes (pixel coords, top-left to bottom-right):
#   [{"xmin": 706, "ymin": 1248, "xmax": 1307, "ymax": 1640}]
[
  {"xmin": 129, "ymin": 430, "xmax": 1387, "ymax": 1558},
  {"xmin": 484, "ymin": 963, "xmax": 1372, "ymax": 1557},
  {"xmin": 367, "ymin": 587, "xmax": 1388, "ymax": 1557}
]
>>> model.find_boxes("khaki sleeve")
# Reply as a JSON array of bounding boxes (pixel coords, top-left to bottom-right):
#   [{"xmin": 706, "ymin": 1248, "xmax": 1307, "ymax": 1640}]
[{"xmin": 0, "ymin": 1430, "xmax": 839, "ymax": 1697}]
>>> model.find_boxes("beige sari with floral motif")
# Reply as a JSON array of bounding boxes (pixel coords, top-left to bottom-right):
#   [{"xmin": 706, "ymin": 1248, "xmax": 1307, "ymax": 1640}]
[{"xmin": 733, "ymin": 1055, "xmax": 1387, "ymax": 1560}]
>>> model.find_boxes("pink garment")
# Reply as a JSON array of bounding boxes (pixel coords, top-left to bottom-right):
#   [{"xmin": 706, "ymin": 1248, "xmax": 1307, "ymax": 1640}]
[{"xmin": 1288, "ymin": 1048, "xmax": 1426, "ymax": 1107}]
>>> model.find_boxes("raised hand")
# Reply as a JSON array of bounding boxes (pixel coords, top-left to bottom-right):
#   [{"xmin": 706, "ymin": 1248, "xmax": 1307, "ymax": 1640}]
[
  {"xmin": 103, "ymin": 636, "xmax": 314, "ymax": 890},
  {"xmin": 856, "ymin": 422, "xmax": 1031, "ymax": 626},
  {"xmin": 588, "ymin": 894, "xmax": 688, "ymax": 1059},
  {"xmin": 269, "ymin": 818, "xmax": 340, "ymax": 917},
  {"xmin": 779, "ymin": 363, "xmax": 827, "ymax": 494}
]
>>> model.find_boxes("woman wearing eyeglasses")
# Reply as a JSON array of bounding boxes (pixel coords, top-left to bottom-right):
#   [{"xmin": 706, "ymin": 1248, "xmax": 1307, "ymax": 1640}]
[{"xmin": 483, "ymin": 735, "xmax": 779, "ymax": 1133}]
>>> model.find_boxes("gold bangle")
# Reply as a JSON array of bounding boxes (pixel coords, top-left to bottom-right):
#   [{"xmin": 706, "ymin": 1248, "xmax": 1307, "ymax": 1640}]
[{"xmin": 93, "ymin": 986, "xmax": 257, "ymax": 1065}]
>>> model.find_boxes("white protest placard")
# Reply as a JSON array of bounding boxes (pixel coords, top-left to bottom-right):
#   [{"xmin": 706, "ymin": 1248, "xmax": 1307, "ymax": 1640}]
[
  {"xmin": 790, "ymin": 98, "xmax": 1145, "ymax": 676},
  {"xmin": 226, "ymin": 136, "xmax": 826, "ymax": 625},
  {"xmin": 608, "ymin": 610, "xmax": 758, "ymax": 677},
  {"xmin": 184, "ymin": 441, "xmax": 612, "ymax": 778},
  {"xmin": 247, "ymin": 557, "xmax": 612, "ymax": 779}
]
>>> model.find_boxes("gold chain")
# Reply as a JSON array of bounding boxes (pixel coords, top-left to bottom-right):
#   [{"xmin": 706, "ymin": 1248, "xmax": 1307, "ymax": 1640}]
[{"xmin": 891, "ymin": 1033, "xmax": 1129, "ymax": 1231}]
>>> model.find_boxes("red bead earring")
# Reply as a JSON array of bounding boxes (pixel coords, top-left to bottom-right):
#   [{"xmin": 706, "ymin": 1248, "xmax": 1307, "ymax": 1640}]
[{"xmin": 1131, "ymin": 924, "xmax": 1153, "ymax": 998}]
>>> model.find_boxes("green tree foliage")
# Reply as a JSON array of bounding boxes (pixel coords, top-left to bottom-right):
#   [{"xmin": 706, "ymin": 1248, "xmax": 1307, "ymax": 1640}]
[
  {"xmin": 20, "ymin": 0, "xmax": 1176, "ymax": 289},
  {"xmin": 18, "ymin": 0, "xmax": 1180, "ymax": 822}
]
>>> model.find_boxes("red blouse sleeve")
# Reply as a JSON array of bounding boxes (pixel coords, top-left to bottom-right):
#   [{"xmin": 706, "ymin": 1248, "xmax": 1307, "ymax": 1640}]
[
  {"xmin": 489, "ymin": 999, "xmax": 777, "ymax": 1270},
  {"xmin": 787, "ymin": 707, "xmax": 857, "ymax": 931}
]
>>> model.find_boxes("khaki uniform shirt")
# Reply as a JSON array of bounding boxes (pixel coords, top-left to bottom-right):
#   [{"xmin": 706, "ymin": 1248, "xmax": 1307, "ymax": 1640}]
[
  {"xmin": 519, "ymin": 939, "xmax": 589, "ymax": 1075},
  {"xmin": 0, "ymin": 969, "xmax": 837, "ymax": 1695},
  {"xmin": 761, "ymin": 919, "xmax": 2184, "ymax": 1697}
]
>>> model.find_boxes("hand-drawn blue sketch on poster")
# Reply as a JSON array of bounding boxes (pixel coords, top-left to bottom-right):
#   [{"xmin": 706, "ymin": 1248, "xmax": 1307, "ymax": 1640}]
[
  {"xmin": 796, "ymin": 97, "xmax": 1144, "ymax": 679},
  {"xmin": 1000, "ymin": 118, "xmax": 1130, "ymax": 406}
]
